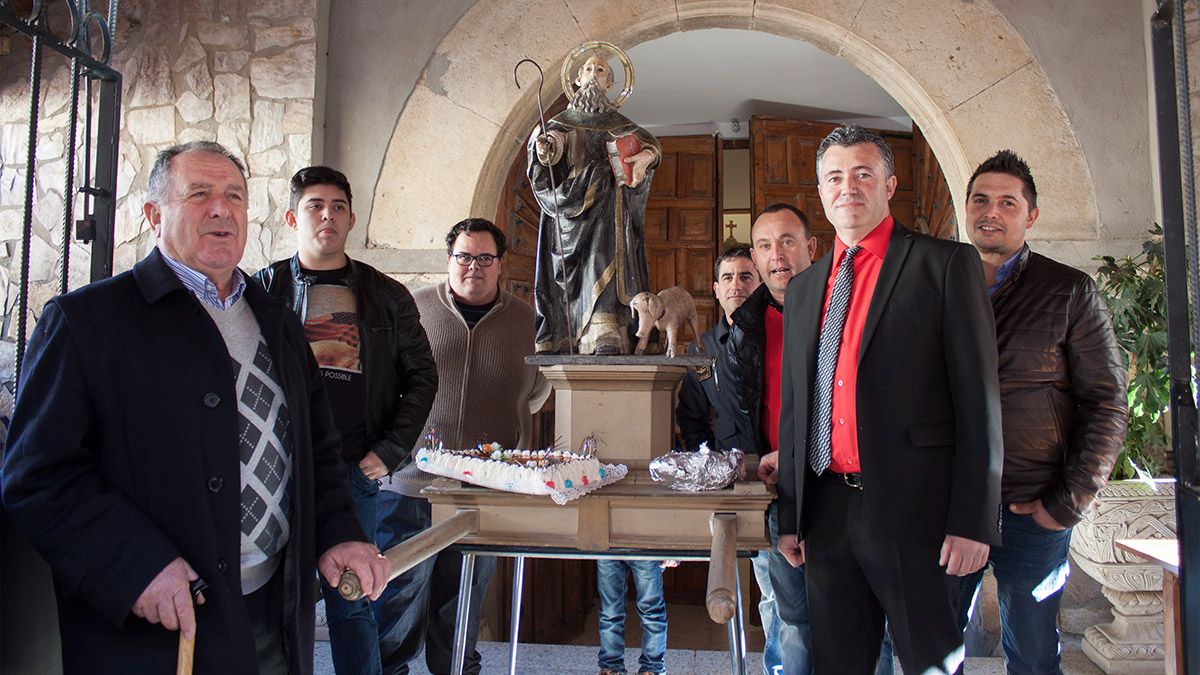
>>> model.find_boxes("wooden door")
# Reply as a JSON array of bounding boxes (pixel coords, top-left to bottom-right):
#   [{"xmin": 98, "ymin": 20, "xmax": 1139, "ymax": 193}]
[
  {"xmin": 912, "ymin": 125, "xmax": 957, "ymax": 240},
  {"xmin": 750, "ymin": 116, "xmax": 938, "ymax": 259},
  {"xmin": 645, "ymin": 134, "xmax": 722, "ymax": 336}
]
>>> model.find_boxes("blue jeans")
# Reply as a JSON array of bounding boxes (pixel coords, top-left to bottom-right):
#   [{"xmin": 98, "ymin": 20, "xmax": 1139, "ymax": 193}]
[
  {"xmin": 956, "ymin": 510, "xmax": 1073, "ymax": 675},
  {"xmin": 320, "ymin": 464, "xmax": 382, "ymax": 675},
  {"xmin": 749, "ymin": 549, "xmax": 783, "ymax": 675},
  {"xmin": 597, "ymin": 559, "xmax": 668, "ymax": 674},
  {"xmin": 373, "ymin": 490, "xmax": 496, "ymax": 675},
  {"xmin": 767, "ymin": 501, "xmax": 894, "ymax": 675},
  {"xmin": 766, "ymin": 501, "xmax": 813, "ymax": 675}
]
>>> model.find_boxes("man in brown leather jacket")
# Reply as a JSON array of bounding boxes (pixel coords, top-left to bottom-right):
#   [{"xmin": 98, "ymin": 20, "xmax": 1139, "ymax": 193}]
[{"xmin": 957, "ymin": 150, "xmax": 1128, "ymax": 673}]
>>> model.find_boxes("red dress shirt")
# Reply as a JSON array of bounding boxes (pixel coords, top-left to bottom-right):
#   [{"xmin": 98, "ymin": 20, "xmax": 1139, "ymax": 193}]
[
  {"xmin": 820, "ymin": 215, "xmax": 894, "ymax": 473},
  {"xmin": 762, "ymin": 303, "xmax": 784, "ymax": 453}
]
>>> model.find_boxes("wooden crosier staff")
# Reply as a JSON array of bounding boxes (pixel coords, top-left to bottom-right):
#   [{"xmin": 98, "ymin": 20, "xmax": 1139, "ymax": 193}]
[
  {"xmin": 514, "ymin": 57, "xmax": 575, "ymax": 354},
  {"xmin": 337, "ymin": 509, "xmax": 479, "ymax": 601}
]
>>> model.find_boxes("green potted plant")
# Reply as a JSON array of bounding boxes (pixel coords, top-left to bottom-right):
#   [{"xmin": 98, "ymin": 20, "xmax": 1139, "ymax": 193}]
[
  {"xmin": 1095, "ymin": 223, "xmax": 1170, "ymax": 479},
  {"xmin": 1069, "ymin": 224, "xmax": 1177, "ymax": 673}
]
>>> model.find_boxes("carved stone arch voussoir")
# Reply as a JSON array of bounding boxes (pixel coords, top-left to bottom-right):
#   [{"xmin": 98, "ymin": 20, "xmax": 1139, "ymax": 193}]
[{"xmin": 369, "ymin": 0, "xmax": 1099, "ymax": 250}]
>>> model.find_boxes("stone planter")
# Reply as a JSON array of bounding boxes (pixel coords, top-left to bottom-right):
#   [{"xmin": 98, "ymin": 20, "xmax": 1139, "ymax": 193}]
[{"xmin": 1069, "ymin": 479, "xmax": 1176, "ymax": 674}]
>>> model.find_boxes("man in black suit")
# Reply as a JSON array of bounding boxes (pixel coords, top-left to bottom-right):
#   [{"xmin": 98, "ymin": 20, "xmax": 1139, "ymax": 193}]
[{"xmin": 776, "ymin": 125, "xmax": 1003, "ymax": 674}]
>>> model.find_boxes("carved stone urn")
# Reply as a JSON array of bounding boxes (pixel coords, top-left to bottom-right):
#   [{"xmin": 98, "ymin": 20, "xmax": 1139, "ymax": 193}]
[{"xmin": 1068, "ymin": 479, "xmax": 1176, "ymax": 674}]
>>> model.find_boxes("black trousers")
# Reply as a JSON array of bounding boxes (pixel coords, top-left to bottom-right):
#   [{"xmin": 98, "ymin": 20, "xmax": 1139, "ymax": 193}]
[
  {"xmin": 244, "ymin": 565, "xmax": 289, "ymax": 675},
  {"xmin": 804, "ymin": 473, "xmax": 964, "ymax": 675}
]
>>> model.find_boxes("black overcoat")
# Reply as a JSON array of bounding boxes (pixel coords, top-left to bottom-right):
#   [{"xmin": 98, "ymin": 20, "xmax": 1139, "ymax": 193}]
[{"xmin": 2, "ymin": 249, "xmax": 363, "ymax": 674}]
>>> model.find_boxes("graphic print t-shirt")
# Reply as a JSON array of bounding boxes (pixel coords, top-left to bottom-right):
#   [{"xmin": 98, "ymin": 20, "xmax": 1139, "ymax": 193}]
[{"xmin": 302, "ymin": 266, "xmax": 367, "ymax": 461}]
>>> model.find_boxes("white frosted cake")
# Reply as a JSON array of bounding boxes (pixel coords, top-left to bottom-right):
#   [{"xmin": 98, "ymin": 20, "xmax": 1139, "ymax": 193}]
[{"xmin": 415, "ymin": 442, "xmax": 625, "ymax": 504}]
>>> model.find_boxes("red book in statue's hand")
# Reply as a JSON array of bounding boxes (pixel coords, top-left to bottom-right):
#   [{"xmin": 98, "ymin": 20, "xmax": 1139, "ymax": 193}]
[{"xmin": 606, "ymin": 134, "xmax": 642, "ymax": 187}]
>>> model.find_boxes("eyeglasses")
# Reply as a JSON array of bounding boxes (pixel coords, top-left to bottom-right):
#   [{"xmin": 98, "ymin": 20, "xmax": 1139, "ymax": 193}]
[{"xmin": 452, "ymin": 253, "xmax": 499, "ymax": 267}]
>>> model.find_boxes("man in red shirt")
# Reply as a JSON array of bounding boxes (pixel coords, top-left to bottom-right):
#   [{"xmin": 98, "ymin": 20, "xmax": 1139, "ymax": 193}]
[
  {"xmin": 776, "ymin": 125, "xmax": 1002, "ymax": 674},
  {"xmin": 724, "ymin": 204, "xmax": 817, "ymax": 674}
]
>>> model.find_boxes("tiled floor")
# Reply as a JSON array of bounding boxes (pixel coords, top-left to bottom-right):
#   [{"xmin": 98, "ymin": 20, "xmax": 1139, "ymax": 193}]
[
  {"xmin": 313, "ymin": 600, "xmax": 1106, "ymax": 674},
  {"xmin": 315, "ymin": 639, "xmax": 1104, "ymax": 674}
]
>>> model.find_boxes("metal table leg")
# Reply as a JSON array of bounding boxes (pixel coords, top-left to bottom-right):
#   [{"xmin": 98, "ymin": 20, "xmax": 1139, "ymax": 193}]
[
  {"xmin": 507, "ymin": 555, "xmax": 526, "ymax": 674},
  {"xmin": 451, "ymin": 552, "xmax": 477, "ymax": 675},
  {"xmin": 726, "ymin": 561, "xmax": 748, "ymax": 675}
]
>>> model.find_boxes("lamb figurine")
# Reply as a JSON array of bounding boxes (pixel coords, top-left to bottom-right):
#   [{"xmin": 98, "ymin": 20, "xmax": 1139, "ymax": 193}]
[{"xmin": 630, "ymin": 286, "xmax": 701, "ymax": 357}]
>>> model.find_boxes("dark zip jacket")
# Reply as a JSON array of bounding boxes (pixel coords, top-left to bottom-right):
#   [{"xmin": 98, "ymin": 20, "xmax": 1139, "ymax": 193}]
[
  {"xmin": 254, "ymin": 255, "xmax": 438, "ymax": 472},
  {"xmin": 722, "ymin": 284, "xmax": 776, "ymax": 455}
]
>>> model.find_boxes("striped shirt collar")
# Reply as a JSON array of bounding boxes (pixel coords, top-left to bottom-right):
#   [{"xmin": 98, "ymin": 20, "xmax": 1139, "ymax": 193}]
[{"xmin": 160, "ymin": 250, "xmax": 246, "ymax": 310}]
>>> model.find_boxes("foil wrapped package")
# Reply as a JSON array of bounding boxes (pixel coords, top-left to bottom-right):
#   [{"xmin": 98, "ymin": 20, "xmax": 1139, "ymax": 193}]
[{"xmin": 649, "ymin": 443, "xmax": 745, "ymax": 491}]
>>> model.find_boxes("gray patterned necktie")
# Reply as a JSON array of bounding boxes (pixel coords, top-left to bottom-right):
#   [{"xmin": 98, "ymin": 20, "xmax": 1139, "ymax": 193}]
[{"xmin": 809, "ymin": 245, "xmax": 862, "ymax": 475}]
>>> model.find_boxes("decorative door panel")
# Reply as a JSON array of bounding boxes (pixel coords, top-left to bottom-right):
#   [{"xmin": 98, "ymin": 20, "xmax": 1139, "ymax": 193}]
[
  {"xmin": 675, "ymin": 208, "xmax": 714, "ymax": 243},
  {"xmin": 650, "ymin": 152, "xmax": 678, "ymax": 200},
  {"xmin": 644, "ymin": 207, "xmax": 670, "ymax": 241},
  {"xmin": 646, "ymin": 245, "xmax": 679, "ymax": 295},
  {"xmin": 643, "ymin": 135, "xmax": 721, "ymax": 341}
]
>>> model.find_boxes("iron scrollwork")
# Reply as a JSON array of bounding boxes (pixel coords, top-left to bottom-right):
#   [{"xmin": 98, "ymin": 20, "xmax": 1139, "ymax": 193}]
[{"xmin": 0, "ymin": 0, "xmax": 116, "ymax": 66}]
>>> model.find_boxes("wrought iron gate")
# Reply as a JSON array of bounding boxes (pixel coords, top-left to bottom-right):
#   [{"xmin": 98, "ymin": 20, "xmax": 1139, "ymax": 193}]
[
  {"xmin": 0, "ymin": 0, "xmax": 121, "ymax": 391},
  {"xmin": 1150, "ymin": 2, "xmax": 1200, "ymax": 672}
]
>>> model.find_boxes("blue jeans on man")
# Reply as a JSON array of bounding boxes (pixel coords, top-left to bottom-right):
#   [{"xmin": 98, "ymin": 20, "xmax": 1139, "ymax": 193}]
[
  {"xmin": 956, "ymin": 510, "xmax": 1073, "ymax": 675},
  {"xmin": 766, "ymin": 501, "xmax": 814, "ymax": 674},
  {"xmin": 372, "ymin": 490, "xmax": 496, "ymax": 675},
  {"xmin": 320, "ymin": 464, "xmax": 383, "ymax": 675},
  {"xmin": 597, "ymin": 559, "xmax": 668, "ymax": 674},
  {"xmin": 749, "ymin": 549, "xmax": 783, "ymax": 675},
  {"xmin": 767, "ymin": 501, "xmax": 894, "ymax": 675}
]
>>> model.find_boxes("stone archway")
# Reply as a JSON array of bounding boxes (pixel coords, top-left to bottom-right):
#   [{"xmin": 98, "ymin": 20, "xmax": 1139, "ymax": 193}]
[{"xmin": 368, "ymin": 0, "xmax": 1098, "ymax": 253}]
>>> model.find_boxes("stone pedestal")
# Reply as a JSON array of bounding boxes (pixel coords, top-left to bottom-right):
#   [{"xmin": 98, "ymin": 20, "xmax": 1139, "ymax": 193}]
[
  {"xmin": 423, "ymin": 355, "xmax": 770, "ymax": 553},
  {"xmin": 1082, "ymin": 587, "xmax": 1166, "ymax": 673},
  {"xmin": 1069, "ymin": 479, "xmax": 1176, "ymax": 674},
  {"xmin": 530, "ymin": 355, "xmax": 709, "ymax": 471}
]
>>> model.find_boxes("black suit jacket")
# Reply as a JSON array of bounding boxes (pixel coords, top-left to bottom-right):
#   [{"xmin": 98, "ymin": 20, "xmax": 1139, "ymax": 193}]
[
  {"xmin": 777, "ymin": 223, "xmax": 1003, "ymax": 545},
  {"xmin": 1, "ymin": 250, "xmax": 363, "ymax": 674}
]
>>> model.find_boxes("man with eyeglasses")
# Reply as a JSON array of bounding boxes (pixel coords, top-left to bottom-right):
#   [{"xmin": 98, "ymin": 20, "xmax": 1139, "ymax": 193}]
[
  {"xmin": 377, "ymin": 218, "xmax": 550, "ymax": 675},
  {"xmin": 254, "ymin": 165, "xmax": 438, "ymax": 674}
]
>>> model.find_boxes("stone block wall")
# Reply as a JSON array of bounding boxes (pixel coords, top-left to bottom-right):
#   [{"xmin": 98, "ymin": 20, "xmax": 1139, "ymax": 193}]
[{"xmin": 0, "ymin": 0, "xmax": 318, "ymax": 391}]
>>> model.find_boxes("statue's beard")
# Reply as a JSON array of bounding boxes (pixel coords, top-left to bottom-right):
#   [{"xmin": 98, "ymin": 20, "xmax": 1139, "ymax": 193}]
[{"xmin": 570, "ymin": 79, "xmax": 616, "ymax": 115}]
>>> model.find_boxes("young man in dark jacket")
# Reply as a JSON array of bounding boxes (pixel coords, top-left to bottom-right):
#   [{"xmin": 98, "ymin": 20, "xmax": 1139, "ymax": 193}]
[
  {"xmin": 255, "ymin": 166, "xmax": 438, "ymax": 675},
  {"xmin": 676, "ymin": 245, "xmax": 761, "ymax": 454},
  {"xmin": 958, "ymin": 150, "xmax": 1128, "ymax": 672}
]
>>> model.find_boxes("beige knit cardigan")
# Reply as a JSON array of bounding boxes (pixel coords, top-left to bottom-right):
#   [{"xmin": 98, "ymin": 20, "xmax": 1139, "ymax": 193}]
[{"xmin": 389, "ymin": 282, "xmax": 551, "ymax": 497}]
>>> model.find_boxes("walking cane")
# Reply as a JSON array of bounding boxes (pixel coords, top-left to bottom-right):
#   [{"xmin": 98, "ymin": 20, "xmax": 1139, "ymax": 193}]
[
  {"xmin": 176, "ymin": 632, "xmax": 195, "ymax": 675},
  {"xmin": 176, "ymin": 577, "xmax": 207, "ymax": 675}
]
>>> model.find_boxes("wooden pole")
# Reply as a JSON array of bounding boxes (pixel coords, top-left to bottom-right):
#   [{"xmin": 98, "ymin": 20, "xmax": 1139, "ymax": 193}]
[
  {"xmin": 338, "ymin": 509, "xmax": 479, "ymax": 601},
  {"xmin": 176, "ymin": 632, "xmax": 194, "ymax": 675},
  {"xmin": 706, "ymin": 513, "xmax": 739, "ymax": 624}
]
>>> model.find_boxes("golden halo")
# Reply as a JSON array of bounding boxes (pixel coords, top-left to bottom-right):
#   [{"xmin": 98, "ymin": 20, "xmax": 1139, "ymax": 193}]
[{"xmin": 560, "ymin": 41, "xmax": 635, "ymax": 109}]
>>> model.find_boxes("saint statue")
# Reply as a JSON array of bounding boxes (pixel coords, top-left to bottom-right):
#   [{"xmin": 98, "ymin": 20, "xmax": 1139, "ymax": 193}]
[{"xmin": 528, "ymin": 42, "xmax": 660, "ymax": 355}]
